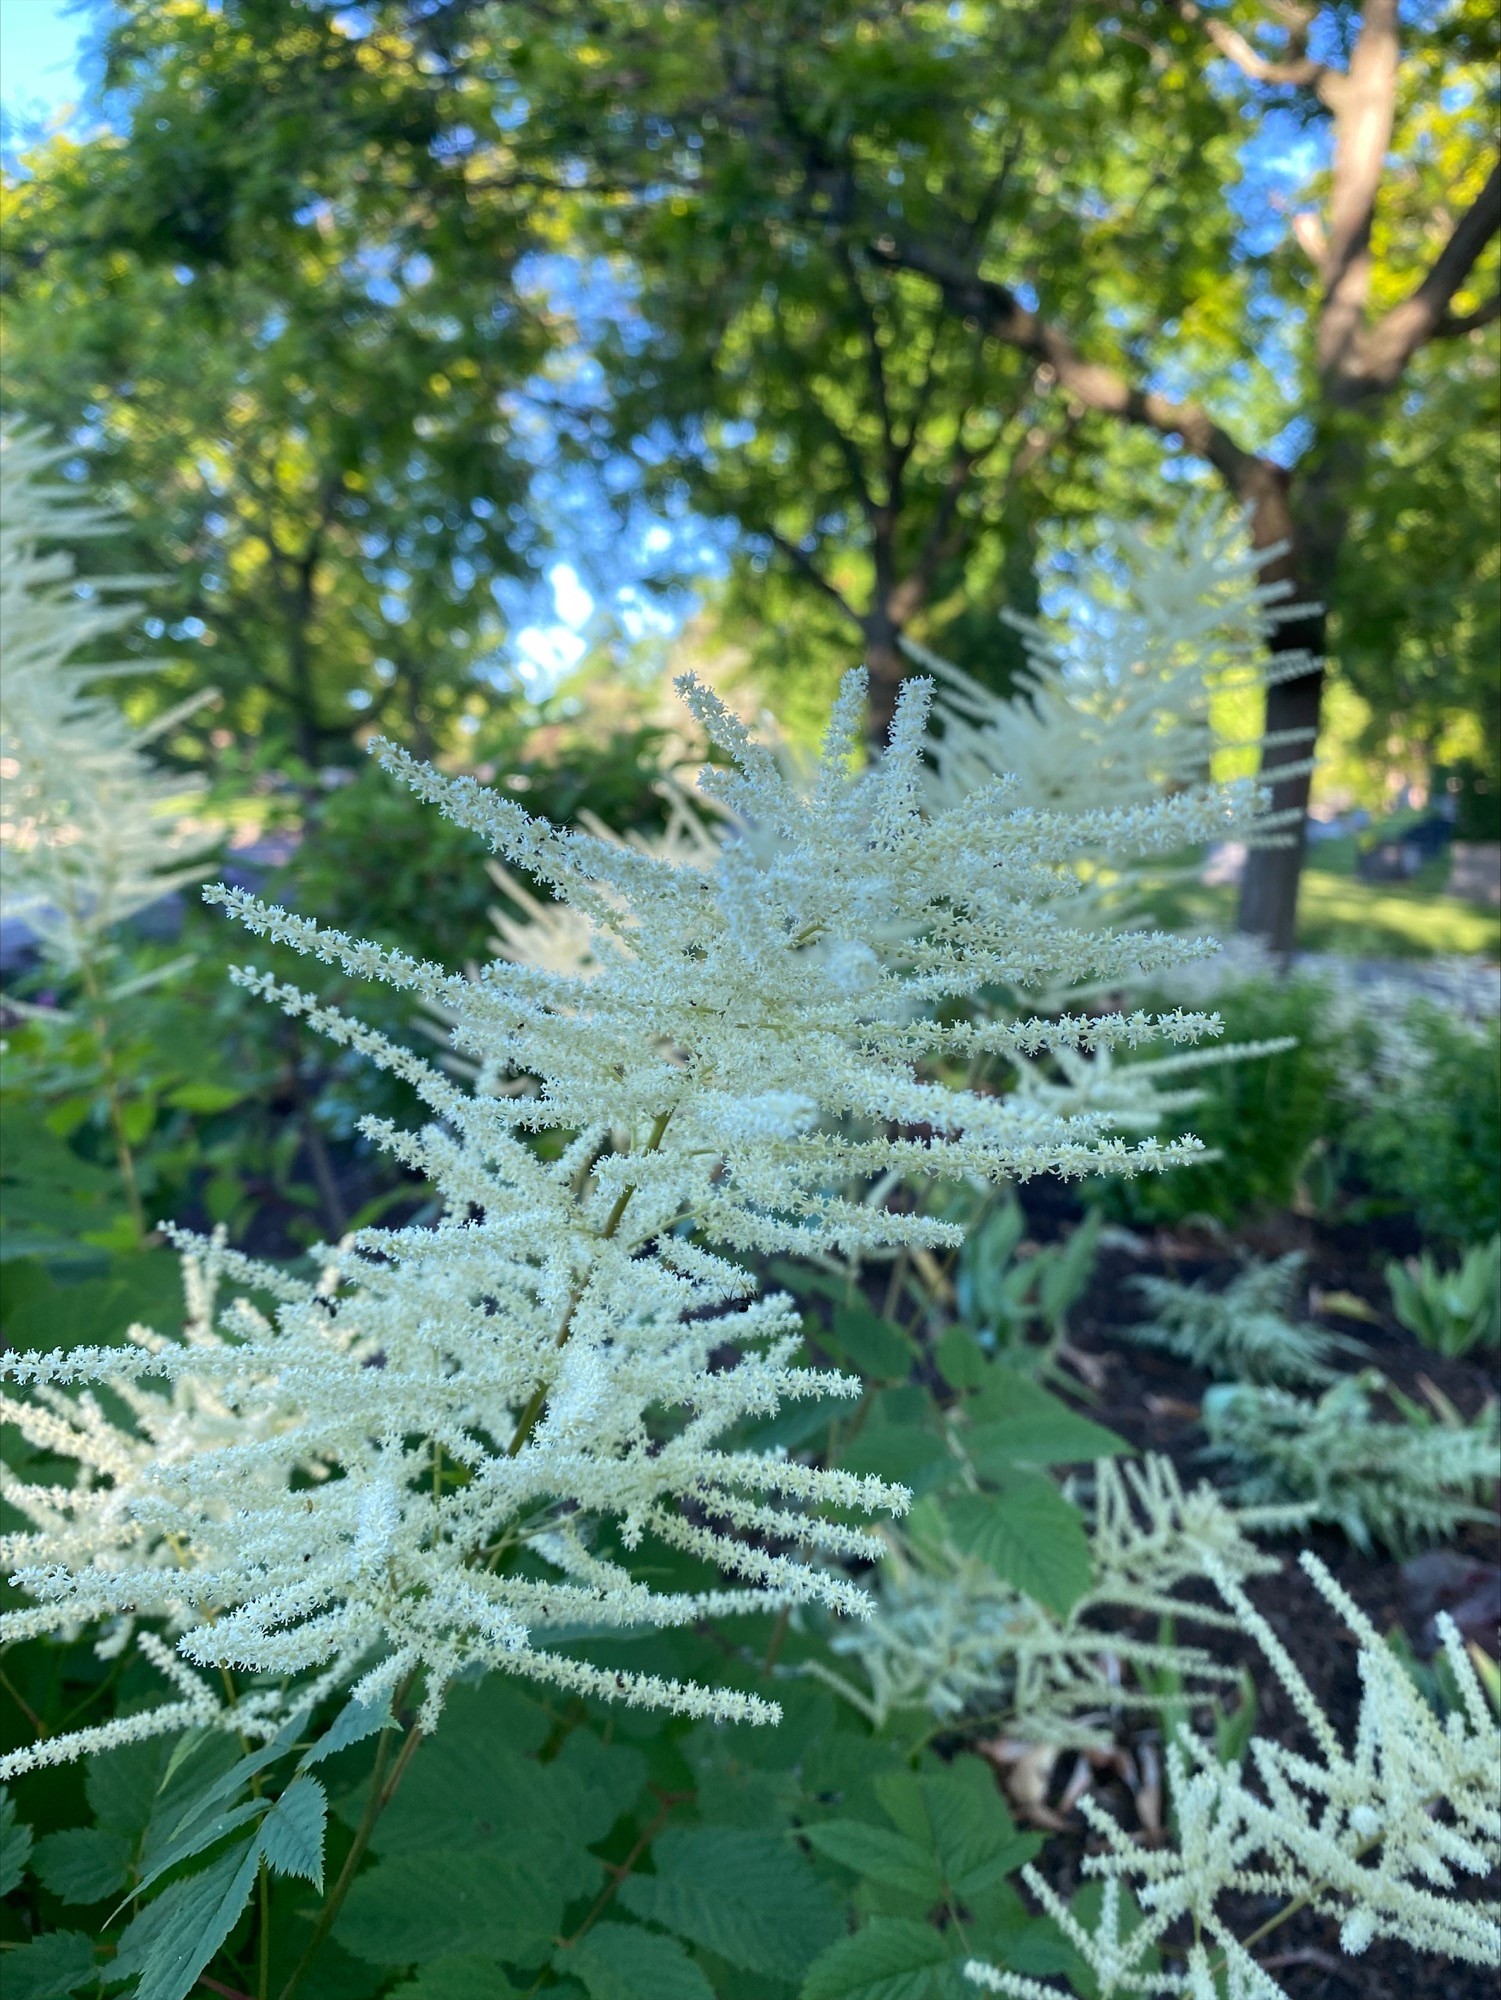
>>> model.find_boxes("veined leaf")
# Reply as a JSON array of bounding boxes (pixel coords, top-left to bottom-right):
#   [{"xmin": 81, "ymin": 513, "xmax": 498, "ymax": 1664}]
[
  {"xmin": 799, "ymin": 1917, "xmax": 957, "ymax": 1999},
  {"xmin": 0, "ymin": 1787, "xmax": 33, "ymax": 1896},
  {"xmin": 338, "ymin": 1845, "xmax": 602, "ymax": 1964},
  {"xmin": 802, "ymin": 1820, "xmax": 940, "ymax": 1902},
  {"xmin": 116, "ymin": 1836, "xmax": 262, "ymax": 2000},
  {"xmin": 302, "ymin": 1693, "xmax": 392, "ymax": 1767},
  {"xmin": 874, "ymin": 1771, "xmax": 1038, "ymax": 1903},
  {"xmin": 387, "ymin": 1957, "xmax": 529, "ymax": 1999},
  {"xmin": 964, "ymin": 1366, "xmax": 1127, "ymax": 1465},
  {"xmin": 564, "ymin": 1921, "xmax": 715, "ymax": 2000},
  {"xmin": 946, "ymin": 1475, "xmax": 1094, "ymax": 1615},
  {"xmin": 30, "ymin": 1826, "xmax": 130, "ymax": 1904},
  {"xmin": 617, "ymin": 1825, "xmax": 842, "ymax": 1980},
  {"xmin": 0, "ymin": 1930, "xmax": 96, "ymax": 2000},
  {"xmin": 260, "ymin": 1775, "xmax": 326, "ymax": 1889}
]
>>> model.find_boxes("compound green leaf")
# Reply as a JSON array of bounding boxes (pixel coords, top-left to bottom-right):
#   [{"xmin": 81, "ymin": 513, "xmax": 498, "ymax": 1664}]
[
  {"xmin": 0, "ymin": 1930, "xmax": 96, "ymax": 2000},
  {"xmin": 617, "ymin": 1826, "xmax": 842, "ymax": 1980},
  {"xmin": 30, "ymin": 1825, "xmax": 130, "ymax": 1904},
  {"xmin": 873, "ymin": 1772, "xmax": 1038, "ymax": 1903},
  {"xmin": 0, "ymin": 1787, "xmax": 33, "ymax": 1896},
  {"xmin": 946, "ymin": 1475, "xmax": 1094, "ymax": 1616},
  {"xmin": 564, "ymin": 1921, "xmax": 715, "ymax": 2000},
  {"xmin": 799, "ymin": 1917, "xmax": 957, "ymax": 2000}
]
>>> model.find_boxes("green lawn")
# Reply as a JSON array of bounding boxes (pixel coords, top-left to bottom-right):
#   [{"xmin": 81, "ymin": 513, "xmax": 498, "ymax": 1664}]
[{"xmin": 1142, "ymin": 848, "xmax": 1500, "ymax": 960}]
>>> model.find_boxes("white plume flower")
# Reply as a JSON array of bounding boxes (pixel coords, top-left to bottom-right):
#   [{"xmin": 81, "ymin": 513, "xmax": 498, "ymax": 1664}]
[
  {"xmin": 821, "ymin": 1455, "xmax": 1284, "ymax": 1736},
  {"xmin": 914, "ymin": 496, "xmax": 1316, "ymax": 825},
  {"xmin": 0, "ymin": 423, "xmax": 216, "ymax": 976},
  {"xmin": 3, "ymin": 669, "xmax": 1240, "ymax": 1769},
  {"xmin": 963, "ymin": 1553, "xmax": 1501, "ymax": 1998}
]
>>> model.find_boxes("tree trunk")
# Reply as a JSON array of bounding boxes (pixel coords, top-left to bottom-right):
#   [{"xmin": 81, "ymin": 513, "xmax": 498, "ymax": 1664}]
[
  {"xmin": 862, "ymin": 612, "xmax": 906, "ymax": 747},
  {"xmin": 1235, "ymin": 429, "xmax": 1363, "ymax": 953},
  {"xmin": 1236, "ymin": 656, "xmax": 1326, "ymax": 950}
]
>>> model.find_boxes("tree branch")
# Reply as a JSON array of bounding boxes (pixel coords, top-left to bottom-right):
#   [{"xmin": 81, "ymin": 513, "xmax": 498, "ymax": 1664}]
[
  {"xmin": 1172, "ymin": 0, "xmax": 1342, "ymax": 107},
  {"xmin": 1354, "ymin": 160, "xmax": 1501, "ymax": 386},
  {"xmin": 866, "ymin": 234, "xmax": 1262, "ymax": 495},
  {"xmin": 1433, "ymin": 291, "xmax": 1501, "ymax": 338},
  {"xmin": 1317, "ymin": 0, "xmax": 1400, "ymax": 381},
  {"xmin": 763, "ymin": 526, "xmax": 861, "ymax": 627}
]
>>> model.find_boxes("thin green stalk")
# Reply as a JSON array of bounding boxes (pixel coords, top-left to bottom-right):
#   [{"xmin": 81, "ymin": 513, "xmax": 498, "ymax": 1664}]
[
  {"xmin": 257, "ymin": 1861, "xmax": 271, "ymax": 2000},
  {"xmin": 276, "ymin": 1677, "xmax": 422, "ymax": 2000},
  {"xmin": 76, "ymin": 948, "xmax": 146, "ymax": 1243}
]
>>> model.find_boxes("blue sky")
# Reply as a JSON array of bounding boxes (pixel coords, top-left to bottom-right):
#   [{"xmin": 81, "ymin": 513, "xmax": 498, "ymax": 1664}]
[{"xmin": 0, "ymin": 0, "xmax": 94, "ymax": 134}]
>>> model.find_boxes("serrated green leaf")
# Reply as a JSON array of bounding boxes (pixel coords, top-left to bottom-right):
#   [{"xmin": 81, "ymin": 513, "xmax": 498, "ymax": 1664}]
[
  {"xmin": 934, "ymin": 1326, "xmax": 986, "ymax": 1390},
  {"xmin": 830, "ymin": 1306, "xmax": 916, "ymax": 1382},
  {"xmin": 338, "ymin": 1844, "xmax": 602, "ymax": 1964},
  {"xmin": 121, "ymin": 1798, "xmax": 267, "ymax": 1912},
  {"xmin": 0, "ymin": 1930, "xmax": 96, "ymax": 2000},
  {"xmin": 0, "ymin": 1787, "xmax": 33, "ymax": 1896},
  {"xmin": 153, "ymin": 1710, "xmax": 306, "ymax": 1857},
  {"xmin": 965, "ymin": 1368, "xmax": 1126, "ymax": 1465},
  {"xmin": 115, "ymin": 1836, "xmax": 262, "ymax": 2000},
  {"xmin": 86, "ymin": 1736, "xmax": 181, "ymax": 1843},
  {"xmin": 838, "ymin": 1402, "xmax": 951, "ymax": 1493},
  {"xmin": 564, "ymin": 1921, "xmax": 715, "ymax": 2000},
  {"xmin": 164, "ymin": 1081, "xmax": 246, "ymax": 1113},
  {"xmin": 302, "ymin": 1694, "xmax": 391, "ymax": 1768},
  {"xmin": 387, "ymin": 1957, "xmax": 528, "ymax": 1999},
  {"xmin": 873, "ymin": 1772, "xmax": 1038, "ymax": 1903},
  {"xmin": 260, "ymin": 1775, "xmax": 325, "ymax": 1888},
  {"xmin": 802, "ymin": 1820, "xmax": 940, "ymax": 1901},
  {"xmin": 965, "ymin": 1407, "xmax": 1127, "ymax": 1470},
  {"xmin": 799, "ymin": 1917, "xmax": 956, "ymax": 1999},
  {"xmin": 617, "ymin": 1826, "xmax": 842, "ymax": 1980},
  {"xmin": 372, "ymin": 1717, "xmax": 641, "ymax": 1858},
  {"xmin": 946, "ymin": 1475, "xmax": 1094, "ymax": 1615},
  {"xmin": 30, "ymin": 1825, "xmax": 130, "ymax": 1904}
]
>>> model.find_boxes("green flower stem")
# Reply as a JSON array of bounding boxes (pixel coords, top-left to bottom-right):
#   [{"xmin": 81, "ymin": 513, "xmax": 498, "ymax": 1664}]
[
  {"xmin": 277, "ymin": 1677, "xmax": 422, "ymax": 2000},
  {"xmin": 76, "ymin": 948, "xmax": 146, "ymax": 1243}
]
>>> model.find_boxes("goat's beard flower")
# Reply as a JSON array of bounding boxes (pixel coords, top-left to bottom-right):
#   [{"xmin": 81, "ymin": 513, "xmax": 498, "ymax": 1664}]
[
  {"xmin": 0, "ymin": 423, "xmax": 216, "ymax": 974},
  {"xmin": 2, "ymin": 669, "xmax": 1249, "ymax": 1769}
]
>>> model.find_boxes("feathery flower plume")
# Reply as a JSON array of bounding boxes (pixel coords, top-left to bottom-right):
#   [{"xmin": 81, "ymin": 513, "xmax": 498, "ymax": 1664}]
[
  {"xmin": 3, "ymin": 668, "xmax": 1245, "ymax": 1770},
  {"xmin": 912, "ymin": 496, "xmax": 1317, "ymax": 824},
  {"xmin": 0, "ymin": 423, "xmax": 215, "ymax": 975},
  {"xmin": 964, "ymin": 1553, "xmax": 1500, "ymax": 1998}
]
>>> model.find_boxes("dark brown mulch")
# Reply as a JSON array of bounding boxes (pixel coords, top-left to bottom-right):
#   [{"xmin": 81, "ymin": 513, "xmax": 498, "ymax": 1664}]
[{"xmin": 994, "ymin": 1192, "xmax": 1501, "ymax": 2000}]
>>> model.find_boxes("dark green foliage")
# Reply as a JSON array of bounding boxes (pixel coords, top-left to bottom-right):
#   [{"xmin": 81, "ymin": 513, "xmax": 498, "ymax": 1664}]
[
  {"xmin": 1345, "ymin": 1005, "xmax": 1501, "ymax": 1249},
  {"xmin": 1093, "ymin": 977, "xmax": 1347, "ymax": 1226},
  {"xmin": 289, "ymin": 724, "xmax": 674, "ymax": 971}
]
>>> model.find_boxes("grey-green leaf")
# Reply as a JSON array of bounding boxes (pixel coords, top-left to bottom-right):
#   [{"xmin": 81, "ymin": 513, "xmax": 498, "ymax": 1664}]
[
  {"xmin": 0, "ymin": 1930, "xmax": 96, "ymax": 2000},
  {"xmin": 260, "ymin": 1775, "xmax": 326, "ymax": 1888},
  {"xmin": 117, "ymin": 1837, "xmax": 262, "ymax": 2000},
  {"xmin": 303, "ymin": 1694, "xmax": 391, "ymax": 1768},
  {"xmin": 616, "ymin": 1826, "xmax": 842, "ymax": 1980},
  {"xmin": 31, "ymin": 1825, "xmax": 130, "ymax": 1904},
  {"xmin": 564, "ymin": 1922, "xmax": 715, "ymax": 2000},
  {"xmin": 0, "ymin": 1786, "xmax": 33, "ymax": 1896}
]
